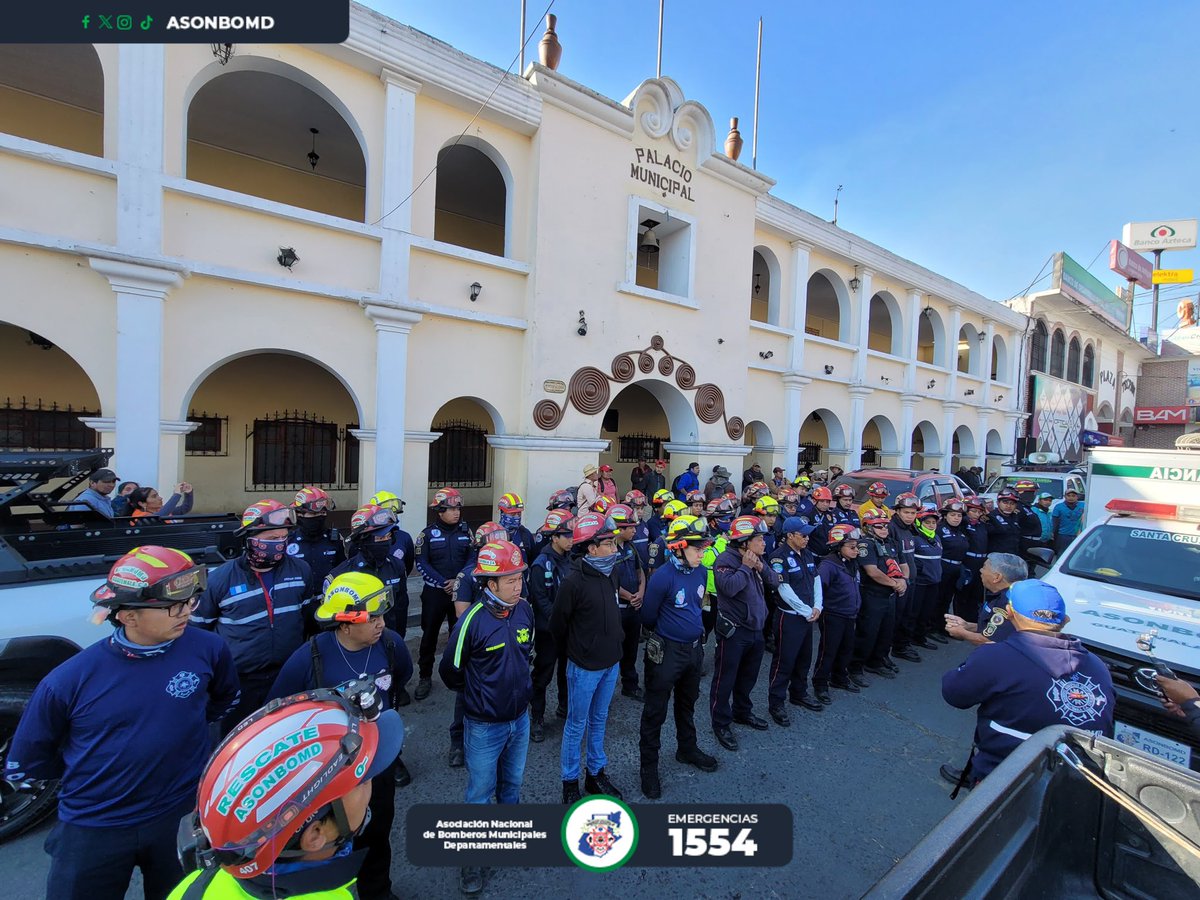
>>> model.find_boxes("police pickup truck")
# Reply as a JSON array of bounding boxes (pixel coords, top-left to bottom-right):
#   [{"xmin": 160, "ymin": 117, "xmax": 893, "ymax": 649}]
[
  {"xmin": 0, "ymin": 450, "xmax": 241, "ymax": 841},
  {"xmin": 1036, "ymin": 442, "xmax": 1200, "ymax": 772}
]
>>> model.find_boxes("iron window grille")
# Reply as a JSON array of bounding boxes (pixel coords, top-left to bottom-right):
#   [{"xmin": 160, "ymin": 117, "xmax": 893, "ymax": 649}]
[
  {"xmin": 860, "ymin": 444, "xmax": 880, "ymax": 465},
  {"xmin": 344, "ymin": 426, "xmax": 360, "ymax": 486},
  {"xmin": 185, "ymin": 411, "xmax": 228, "ymax": 456},
  {"xmin": 798, "ymin": 442, "xmax": 823, "ymax": 467},
  {"xmin": 430, "ymin": 420, "xmax": 490, "ymax": 487},
  {"xmin": 618, "ymin": 433, "xmax": 665, "ymax": 463},
  {"xmin": 247, "ymin": 411, "xmax": 356, "ymax": 491},
  {"xmin": 0, "ymin": 397, "xmax": 99, "ymax": 451}
]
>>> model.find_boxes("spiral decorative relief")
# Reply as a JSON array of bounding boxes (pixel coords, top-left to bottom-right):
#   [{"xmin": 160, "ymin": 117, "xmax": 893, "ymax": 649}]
[
  {"xmin": 637, "ymin": 352, "xmax": 655, "ymax": 374},
  {"xmin": 675, "ymin": 363, "xmax": 696, "ymax": 389},
  {"xmin": 725, "ymin": 416, "xmax": 745, "ymax": 440},
  {"xmin": 610, "ymin": 354, "xmax": 635, "ymax": 383},
  {"xmin": 533, "ymin": 400, "xmax": 564, "ymax": 430},
  {"xmin": 694, "ymin": 383, "xmax": 725, "ymax": 424},
  {"xmin": 568, "ymin": 367, "xmax": 610, "ymax": 415},
  {"xmin": 650, "ymin": 335, "xmax": 665, "ymax": 351},
  {"xmin": 657, "ymin": 356, "xmax": 674, "ymax": 376}
]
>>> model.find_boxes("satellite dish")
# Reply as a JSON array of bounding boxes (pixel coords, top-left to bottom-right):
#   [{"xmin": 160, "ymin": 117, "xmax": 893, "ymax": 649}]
[{"xmin": 1028, "ymin": 452, "xmax": 1053, "ymax": 465}]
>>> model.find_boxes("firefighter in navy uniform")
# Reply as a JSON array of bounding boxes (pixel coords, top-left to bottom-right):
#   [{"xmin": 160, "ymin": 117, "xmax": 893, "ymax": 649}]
[
  {"xmin": 813, "ymin": 524, "xmax": 863, "ymax": 704},
  {"xmin": 754, "ymin": 495, "xmax": 782, "ymax": 652},
  {"xmin": 709, "ymin": 516, "xmax": 780, "ymax": 752},
  {"xmin": 932, "ymin": 498, "xmax": 968, "ymax": 645},
  {"xmin": 766, "ymin": 517, "xmax": 825, "ymax": 725},
  {"xmin": 700, "ymin": 497, "xmax": 737, "ymax": 649},
  {"xmin": 740, "ymin": 482, "xmax": 770, "ymax": 517},
  {"xmin": 528, "ymin": 509, "xmax": 575, "ymax": 740},
  {"xmin": 807, "ymin": 486, "xmax": 837, "ymax": 554},
  {"xmin": 327, "ymin": 505, "xmax": 410, "ymax": 640},
  {"xmin": 414, "ymin": 486, "xmax": 473, "ymax": 702},
  {"xmin": 851, "ymin": 511, "xmax": 904, "ymax": 682},
  {"xmin": 497, "ymin": 492, "xmax": 535, "ymax": 565},
  {"xmin": 889, "ymin": 493, "xmax": 924, "ymax": 659},
  {"xmin": 958, "ymin": 496, "xmax": 990, "ymax": 620},
  {"xmin": 648, "ymin": 499, "xmax": 689, "ymax": 575},
  {"xmin": 791, "ymin": 478, "xmax": 815, "ymax": 521},
  {"xmin": 638, "ymin": 515, "xmax": 720, "ymax": 799},
  {"xmin": 911, "ymin": 505, "xmax": 944, "ymax": 653},
  {"xmin": 625, "ymin": 490, "xmax": 651, "ymax": 568},
  {"xmin": 531, "ymin": 488, "xmax": 576, "ymax": 559},
  {"xmin": 831, "ymin": 484, "xmax": 860, "ymax": 528},
  {"xmin": 646, "ymin": 488, "xmax": 675, "ymax": 543},
  {"xmin": 366, "ymin": 492, "xmax": 416, "ymax": 624},
  {"xmin": 986, "ymin": 487, "xmax": 1037, "ymax": 556},
  {"xmin": 608, "ymin": 503, "xmax": 647, "ymax": 702},
  {"xmin": 288, "ymin": 487, "xmax": 345, "ymax": 586},
  {"xmin": 779, "ymin": 488, "xmax": 801, "ymax": 521}
]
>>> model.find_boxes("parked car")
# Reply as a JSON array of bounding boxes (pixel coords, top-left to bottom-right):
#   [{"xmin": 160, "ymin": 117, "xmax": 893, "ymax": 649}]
[
  {"xmin": 979, "ymin": 469, "xmax": 1087, "ymax": 506},
  {"xmin": 831, "ymin": 468, "xmax": 965, "ymax": 509}
]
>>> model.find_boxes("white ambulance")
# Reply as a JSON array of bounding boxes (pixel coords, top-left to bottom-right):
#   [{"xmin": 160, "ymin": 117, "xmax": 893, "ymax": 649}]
[{"xmin": 1040, "ymin": 441, "xmax": 1200, "ymax": 771}]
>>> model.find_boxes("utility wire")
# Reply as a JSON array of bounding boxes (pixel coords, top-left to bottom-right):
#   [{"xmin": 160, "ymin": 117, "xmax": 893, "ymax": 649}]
[{"xmin": 369, "ymin": 0, "xmax": 557, "ymax": 228}]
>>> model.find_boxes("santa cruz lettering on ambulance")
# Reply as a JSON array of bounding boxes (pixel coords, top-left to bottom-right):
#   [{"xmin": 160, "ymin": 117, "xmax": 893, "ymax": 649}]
[
  {"xmin": 630, "ymin": 148, "xmax": 695, "ymax": 201},
  {"xmin": 217, "ymin": 725, "xmax": 322, "ymax": 821}
]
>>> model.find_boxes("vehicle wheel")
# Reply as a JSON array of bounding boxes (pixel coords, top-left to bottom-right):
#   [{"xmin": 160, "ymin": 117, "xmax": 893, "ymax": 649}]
[{"xmin": 0, "ymin": 685, "xmax": 58, "ymax": 843}]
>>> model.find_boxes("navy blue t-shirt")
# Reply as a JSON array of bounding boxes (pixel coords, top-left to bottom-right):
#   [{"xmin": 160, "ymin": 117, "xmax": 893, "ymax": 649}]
[
  {"xmin": 641, "ymin": 559, "xmax": 707, "ymax": 643},
  {"xmin": 7, "ymin": 627, "xmax": 239, "ymax": 827},
  {"xmin": 270, "ymin": 628, "xmax": 413, "ymax": 712}
]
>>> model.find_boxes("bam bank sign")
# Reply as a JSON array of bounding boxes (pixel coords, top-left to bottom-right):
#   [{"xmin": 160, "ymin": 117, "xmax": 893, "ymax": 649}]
[{"xmin": 1134, "ymin": 406, "xmax": 1189, "ymax": 425}]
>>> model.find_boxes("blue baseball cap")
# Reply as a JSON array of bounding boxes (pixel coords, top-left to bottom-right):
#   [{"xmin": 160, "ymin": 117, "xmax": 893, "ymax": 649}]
[
  {"xmin": 1007, "ymin": 580, "xmax": 1066, "ymax": 626},
  {"xmin": 362, "ymin": 709, "xmax": 405, "ymax": 782},
  {"xmin": 782, "ymin": 516, "xmax": 817, "ymax": 536}
]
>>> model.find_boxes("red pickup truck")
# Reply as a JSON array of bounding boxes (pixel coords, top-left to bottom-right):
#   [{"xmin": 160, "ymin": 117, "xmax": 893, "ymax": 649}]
[{"xmin": 831, "ymin": 468, "xmax": 967, "ymax": 508}]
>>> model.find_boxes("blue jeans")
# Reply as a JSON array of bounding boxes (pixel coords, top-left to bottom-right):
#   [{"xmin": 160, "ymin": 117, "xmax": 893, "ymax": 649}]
[
  {"xmin": 560, "ymin": 661, "xmax": 619, "ymax": 781},
  {"xmin": 463, "ymin": 711, "xmax": 530, "ymax": 804}
]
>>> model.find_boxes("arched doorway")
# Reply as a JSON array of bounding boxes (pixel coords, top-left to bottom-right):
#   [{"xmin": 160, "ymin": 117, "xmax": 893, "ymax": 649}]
[
  {"xmin": 0, "ymin": 321, "xmax": 102, "ymax": 451},
  {"xmin": 805, "ymin": 271, "xmax": 850, "ymax": 343},
  {"xmin": 185, "ymin": 64, "xmax": 367, "ymax": 220},
  {"xmin": 917, "ymin": 308, "xmax": 946, "ymax": 367},
  {"xmin": 957, "ymin": 323, "xmax": 982, "ymax": 375},
  {"xmin": 951, "ymin": 424, "xmax": 976, "ymax": 472},
  {"xmin": 862, "ymin": 414, "xmax": 899, "ymax": 467},
  {"xmin": 867, "ymin": 292, "xmax": 902, "ymax": 355},
  {"xmin": 182, "ymin": 352, "xmax": 361, "ymax": 514},
  {"xmin": 985, "ymin": 428, "xmax": 1005, "ymax": 481},
  {"xmin": 1096, "ymin": 401, "xmax": 1115, "ymax": 434},
  {"xmin": 799, "ymin": 408, "xmax": 846, "ymax": 471},
  {"xmin": 0, "ymin": 45, "xmax": 104, "ymax": 156},
  {"xmin": 991, "ymin": 335, "xmax": 1008, "ymax": 382},
  {"xmin": 599, "ymin": 383, "xmax": 673, "ymax": 495},
  {"xmin": 750, "ymin": 247, "xmax": 782, "ymax": 325},
  {"xmin": 428, "ymin": 397, "xmax": 503, "ymax": 524},
  {"xmin": 435, "ymin": 140, "xmax": 509, "ymax": 256},
  {"xmin": 743, "ymin": 419, "xmax": 775, "ymax": 480},
  {"xmin": 911, "ymin": 420, "xmax": 940, "ymax": 471}
]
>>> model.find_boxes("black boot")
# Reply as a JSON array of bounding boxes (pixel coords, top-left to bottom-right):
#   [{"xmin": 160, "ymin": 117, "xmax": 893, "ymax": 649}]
[
  {"xmin": 530, "ymin": 717, "xmax": 545, "ymax": 743},
  {"xmin": 459, "ymin": 866, "xmax": 483, "ymax": 895},
  {"xmin": 393, "ymin": 758, "xmax": 412, "ymax": 787},
  {"xmin": 562, "ymin": 779, "xmax": 582, "ymax": 805},
  {"xmin": 585, "ymin": 768, "xmax": 623, "ymax": 799},
  {"xmin": 414, "ymin": 677, "xmax": 432, "ymax": 700},
  {"xmin": 641, "ymin": 767, "xmax": 662, "ymax": 800},
  {"xmin": 448, "ymin": 745, "xmax": 465, "ymax": 768}
]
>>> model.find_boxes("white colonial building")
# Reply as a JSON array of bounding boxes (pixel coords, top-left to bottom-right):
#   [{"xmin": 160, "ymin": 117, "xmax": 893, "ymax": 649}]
[{"xmin": 0, "ymin": 3, "xmax": 1028, "ymax": 527}]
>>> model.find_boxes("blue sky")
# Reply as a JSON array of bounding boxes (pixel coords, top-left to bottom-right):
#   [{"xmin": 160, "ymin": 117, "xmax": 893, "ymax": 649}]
[{"xmin": 375, "ymin": 1, "xmax": 1199, "ymax": 336}]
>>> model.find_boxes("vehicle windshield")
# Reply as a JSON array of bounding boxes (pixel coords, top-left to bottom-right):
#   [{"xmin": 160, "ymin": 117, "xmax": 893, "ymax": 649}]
[
  {"xmin": 833, "ymin": 476, "xmax": 914, "ymax": 504},
  {"xmin": 983, "ymin": 475, "xmax": 1065, "ymax": 498},
  {"xmin": 1062, "ymin": 522, "xmax": 1200, "ymax": 602}
]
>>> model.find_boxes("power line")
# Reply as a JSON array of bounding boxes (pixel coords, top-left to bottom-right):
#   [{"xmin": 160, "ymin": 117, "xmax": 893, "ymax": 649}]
[{"xmin": 369, "ymin": 0, "xmax": 557, "ymax": 228}]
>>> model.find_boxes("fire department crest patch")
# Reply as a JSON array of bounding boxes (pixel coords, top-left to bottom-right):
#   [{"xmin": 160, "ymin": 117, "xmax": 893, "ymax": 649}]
[
  {"xmin": 1046, "ymin": 673, "xmax": 1108, "ymax": 727},
  {"xmin": 579, "ymin": 810, "xmax": 622, "ymax": 858},
  {"xmin": 562, "ymin": 796, "xmax": 638, "ymax": 870}
]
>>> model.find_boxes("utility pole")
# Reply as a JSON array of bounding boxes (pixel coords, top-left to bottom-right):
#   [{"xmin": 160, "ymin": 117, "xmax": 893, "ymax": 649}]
[{"xmin": 752, "ymin": 17, "xmax": 762, "ymax": 170}]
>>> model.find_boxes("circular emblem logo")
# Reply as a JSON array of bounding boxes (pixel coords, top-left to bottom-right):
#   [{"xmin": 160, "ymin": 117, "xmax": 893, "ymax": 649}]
[
  {"xmin": 1046, "ymin": 674, "xmax": 1108, "ymax": 726},
  {"xmin": 165, "ymin": 670, "xmax": 200, "ymax": 699},
  {"xmin": 286, "ymin": 542, "xmax": 300, "ymax": 556},
  {"xmin": 562, "ymin": 796, "xmax": 638, "ymax": 871}
]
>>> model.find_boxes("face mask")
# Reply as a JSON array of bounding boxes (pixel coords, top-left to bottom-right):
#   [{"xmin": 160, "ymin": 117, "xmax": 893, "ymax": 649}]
[
  {"xmin": 482, "ymin": 587, "xmax": 518, "ymax": 618},
  {"xmin": 297, "ymin": 515, "xmax": 326, "ymax": 537},
  {"xmin": 246, "ymin": 537, "xmax": 287, "ymax": 569},
  {"xmin": 499, "ymin": 513, "xmax": 523, "ymax": 532},
  {"xmin": 917, "ymin": 522, "xmax": 937, "ymax": 539},
  {"xmin": 584, "ymin": 553, "xmax": 620, "ymax": 576},
  {"xmin": 362, "ymin": 540, "xmax": 393, "ymax": 563}
]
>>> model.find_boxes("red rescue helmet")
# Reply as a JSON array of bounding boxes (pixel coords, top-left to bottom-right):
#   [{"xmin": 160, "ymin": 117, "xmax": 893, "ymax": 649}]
[
  {"xmin": 827, "ymin": 524, "xmax": 862, "ymax": 547},
  {"xmin": 608, "ymin": 503, "xmax": 637, "ymax": 527},
  {"xmin": 348, "ymin": 504, "xmax": 397, "ymax": 542},
  {"xmin": 473, "ymin": 520, "xmax": 508, "ymax": 548},
  {"xmin": 1013, "ymin": 480, "xmax": 1038, "ymax": 493},
  {"xmin": 705, "ymin": 496, "xmax": 737, "ymax": 518},
  {"xmin": 833, "ymin": 484, "xmax": 855, "ymax": 501},
  {"xmin": 187, "ymin": 690, "xmax": 402, "ymax": 879},
  {"xmin": 292, "ymin": 486, "xmax": 335, "ymax": 514},
  {"xmin": 572, "ymin": 512, "xmax": 618, "ymax": 547},
  {"xmin": 862, "ymin": 511, "xmax": 890, "ymax": 528},
  {"xmin": 540, "ymin": 509, "xmax": 575, "ymax": 535},
  {"xmin": 997, "ymin": 488, "xmax": 1020, "ymax": 503},
  {"xmin": 867, "ymin": 482, "xmax": 889, "ymax": 499},
  {"xmin": 624, "ymin": 489, "xmax": 648, "ymax": 508},
  {"xmin": 547, "ymin": 489, "xmax": 576, "ymax": 511},
  {"xmin": 90, "ymin": 546, "xmax": 207, "ymax": 621},
  {"xmin": 779, "ymin": 489, "xmax": 800, "ymax": 505},
  {"xmin": 963, "ymin": 495, "xmax": 987, "ymax": 511},
  {"xmin": 430, "ymin": 487, "xmax": 464, "ymax": 510},
  {"xmin": 893, "ymin": 493, "xmax": 921, "ymax": 510},
  {"xmin": 497, "ymin": 492, "xmax": 525, "ymax": 515},
  {"xmin": 686, "ymin": 490, "xmax": 706, "ymax": 505},
  {"xmin": 941, "ymin": 498, "xmax": 967, "ymax": 514},
  {"xmin": 472, "ymin": 539, "xmax": 527, "ymax": 577},
  {"xmin": 237, "ymin": 499, "xmax": 296, "ymax": 535},
  {"xmin": 727, "ymin": 515, "xmax": 769, "ymax": 544},
  {"xmin": 918, "ymin": 505, "xmax": 940, "ymax": 521},
  {"xmin": 590, "ymin": 496, "xmax": 615, "ymax": 516},
  {"xmin": 743, "ymin": 481, "xmax": 769, "ymax": 501},
  {"xmin": 810, "ymin": 486, "xmax": 833, "ymax": 503}
]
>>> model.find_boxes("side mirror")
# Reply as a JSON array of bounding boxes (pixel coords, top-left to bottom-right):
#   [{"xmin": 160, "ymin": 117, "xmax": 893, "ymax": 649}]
[{"xmin": 1027, "ymin": 547, "xmax": 1054, "ymax": 565}]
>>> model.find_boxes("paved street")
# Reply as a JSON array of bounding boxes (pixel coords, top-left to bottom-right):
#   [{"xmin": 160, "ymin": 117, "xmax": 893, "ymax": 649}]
[{"xmin": 1, "ymin": 610, "xmax": 977, "ymax": 900}]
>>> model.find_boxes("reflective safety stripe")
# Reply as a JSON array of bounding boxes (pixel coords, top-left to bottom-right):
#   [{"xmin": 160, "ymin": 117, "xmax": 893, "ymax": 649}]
[
  {"xmin": 987, "ymin": 720, "xmax": 1032, "ymax": 741},
  {"xmin": 218, "ymin": 603, "xmax": 304, "ymax": 626},
  {"xmin": 965, "ymin": 552, "xmax": 986, "ymax": 558},
  {"xmin": 914, "ymin": 554, "xmax": 941, "ymax": 560},
  {"xmin": 453, "ymin": 602, "xmax": 486, "ymax": 669}
]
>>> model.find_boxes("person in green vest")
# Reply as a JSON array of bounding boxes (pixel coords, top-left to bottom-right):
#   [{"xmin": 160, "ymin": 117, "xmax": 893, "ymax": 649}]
[{"xmin": 699, "ymin": 496, "xmax": 736, "ymax": 673}]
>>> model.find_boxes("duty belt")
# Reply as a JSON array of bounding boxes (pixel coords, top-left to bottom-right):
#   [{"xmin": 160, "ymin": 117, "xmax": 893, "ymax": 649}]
[{"xmin": 665, "ymin": 635, "xmax": 703, "ymax": 647}]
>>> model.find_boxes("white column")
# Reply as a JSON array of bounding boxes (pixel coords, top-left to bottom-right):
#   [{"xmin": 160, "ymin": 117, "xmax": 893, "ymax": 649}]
[
  {"xmin": 364, "ymin": 304, "xmax": 423, "ymax": 498},
  {"xmin": 946, "ymin": 306, "xmax": 961, "ymax": 401},
  {"xmin": 941, "ymin": 401, "xmax": 962, "ymax": 474},
  {"xmin": 89, "ymin": 258, "xmax": 184, "ymax": 484},
  {"xmin": 982, "ymin": 319, "xmax": 996, "ymax": 382},
  {"xmin": 378, "ymin": 71, "xmax": 421, "ymax": 292},
  {"xmin": 1003, "ymin": 411, "xmax": 1024, "ymax": 459},
  {"xmin": 116, "ymin": 45, "xmax": 165, "ymax": 255},
  {"xmin": 851, "ymin": 269, "xmax": 874, "ymax": 383},
  {"xmin": 847, "ymin": 386, "xmax": 872, "ymax": 467},
  {"xmin": 899, "ymin": 394, "xmax": 919, "ymax": 467},
  {"xmin": 782, "ymin": 373, "xmax": 811, "ymax": 477},
  {"xmin": 903, "ymin": 289, "xmax": 922, "ymax": 393},
  {"xmin": 976, "ymin": 409, "xmax": 992, "ymax": 471},
  {"xmin": 787, "ymin": 241, "xmax": 813, "ymax": 370},
  {"xmin": 1007, "ymin": 327, "xmax": 1023, "ymax": 403}
]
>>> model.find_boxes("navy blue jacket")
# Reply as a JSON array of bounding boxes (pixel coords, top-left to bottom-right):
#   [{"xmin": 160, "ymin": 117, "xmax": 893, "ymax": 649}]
[
  {"xmin": 455, "ymin": 553, "xmax": 482, "ymax": 607},
  {"xmin": 795, "ymin": 497, "xmax": 816, "ymax": 521},
  {"xmin": 986, "ymin": 507, "xmax": 1038, "ymax": 555},
  {"xmin": 964, "ymin": 519, "xmax": 989, "ymax": 568},
  {"xmin": 912, "ymin": 528, "xmax": 943, "ymax": 585},
  {"xmin": 977, "ymin": 588, "xmax": 1015, "ymax": 643},
  {"xmin": 938, "ymin": 522, "xmax": 969, "ymax": 573},
  {"xmin": 507, "ymin": 523, "xmax": 536, "ymax": 566},
  {"xmin": 614, "ymin": 539, "xmax": 643, "ymax": 600},
  {"xmin": 647, "ymin": 533, "xmax": 670, "ymax": 574},
  {"xmin": 390, "ymin": 528, "xmax": 417, "ymax": 576},
  {"xmin": 326, "ymin": 552, "xmax": 409, "ymax": 605},
  {"xmin": 640, "ymin": 559, "xmax": 707, "ymax": 643},
  {"xmin": 6, "ymin": 628, "xmax": 239, "ymax": 827},
  {"xmin": 832, "ymin": 505, "xmax": 861, "ymax": 527},
  {"xmin": 439, "ymin": 598, "xmax": 534, "ymax": 722},
  {"xmin": 528, "ymin": 546, "xmax": 569, "ymax": 630},
  {"xmin": 713, "ymin": 547, "xmax": 779, "ymax": 632},
  {"xmin": 646, "ymin": 513, "xmax": 667, "ymax": 544},
  {"xmin": 817, "ymin": 554, "xmax": 861, "ymax": 618},
  {"xmin": 858, "ymin": 534, "xmax": 901, "ymax": 598},
  {"xmin": 269, "ymin": 628, "xmax": 412, "ymax": 712},
  {"xmin": 631, "ymin": 521, "xmax": 651, "ymax": 569},
  {"xmin": 287, "ymin": 528, "xmax": 344, "ymax": 586},
  {"xmin": 889, "ymin": 519, "xmax": 917, "ymax": 576},
  {"xmin": 943, "ymin": 630, "xmax": 1115, "ymax": 779},
  {"xmin": 808, "ymin": 509, "xmax": 838, "ymax": 556},
  {"xmin": 192, "ymin": 555, "xmax": 316, "ymax": 674},
  {"xmin": 768, "ymin": 543, "xmax": 820, "ymax": 611},
  {"xmin": 416, "ymin": 520, "xmax": 473, "ymax": 588}
]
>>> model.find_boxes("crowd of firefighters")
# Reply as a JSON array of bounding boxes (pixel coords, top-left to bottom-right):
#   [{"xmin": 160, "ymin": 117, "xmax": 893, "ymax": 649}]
[{"xmin": 7, "ymin": 458, "xmax": 1099, "ymax": 899}]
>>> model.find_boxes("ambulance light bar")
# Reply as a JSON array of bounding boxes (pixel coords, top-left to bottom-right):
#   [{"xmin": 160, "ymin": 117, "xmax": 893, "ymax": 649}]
[{"xmin": 1105, "ymin": 499, "xmax": 1200, "ymax": 522}]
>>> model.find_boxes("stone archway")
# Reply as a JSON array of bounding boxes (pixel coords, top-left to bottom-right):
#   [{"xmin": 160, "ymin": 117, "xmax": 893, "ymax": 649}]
[
  {"xmin": 599, "ymin": 382, "xmax": 677, "ymax": 495},
  {"xmin": 911, "ymin": 420, "xmax": 941, "ymax": 471}
]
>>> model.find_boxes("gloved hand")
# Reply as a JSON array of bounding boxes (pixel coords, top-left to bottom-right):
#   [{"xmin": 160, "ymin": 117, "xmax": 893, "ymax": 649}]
[{"xmin": 884, "ymin": 558, "xmax": 904, "ymax": 579}]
